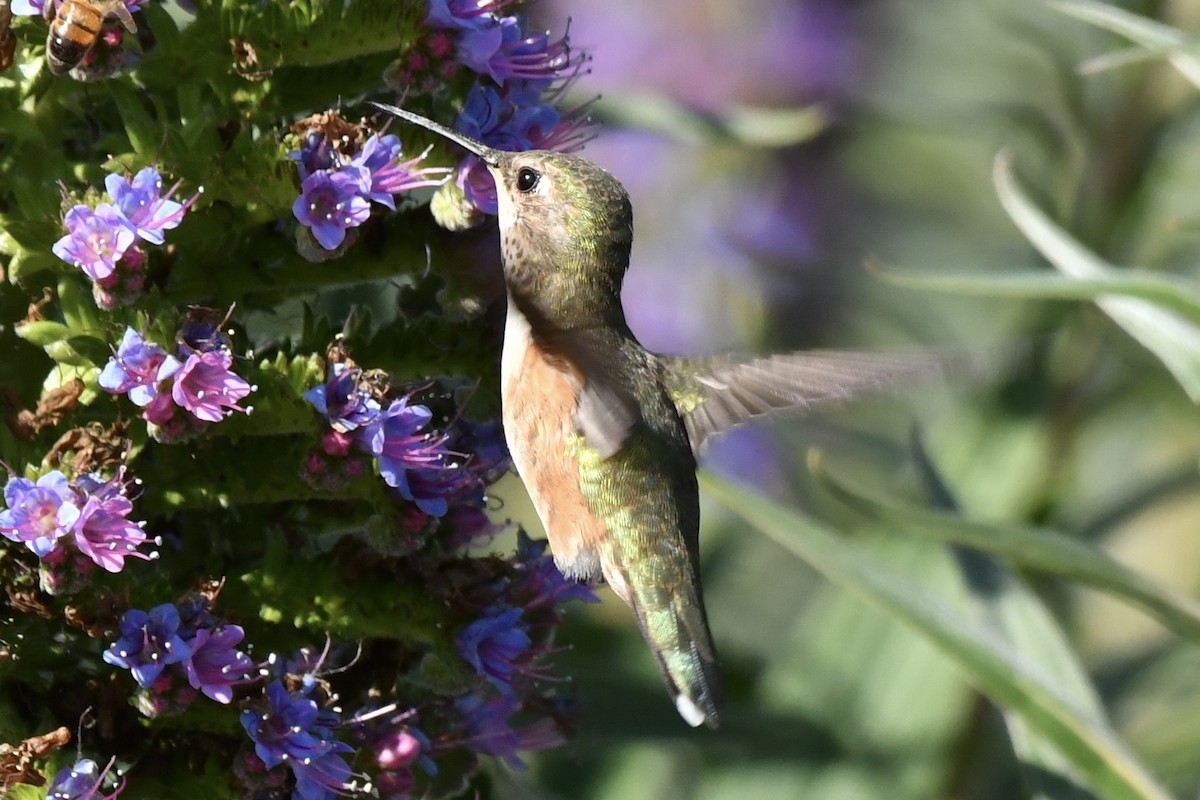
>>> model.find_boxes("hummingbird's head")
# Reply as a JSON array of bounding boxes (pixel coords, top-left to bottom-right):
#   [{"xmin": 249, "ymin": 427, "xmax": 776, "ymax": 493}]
[
  {"xmin": 369, "ymin": 103, "xmax": 633, "ymax": 323},
  {"xmin": 489, "ymin": 149, "xmax": 632, "ymax": 296}
]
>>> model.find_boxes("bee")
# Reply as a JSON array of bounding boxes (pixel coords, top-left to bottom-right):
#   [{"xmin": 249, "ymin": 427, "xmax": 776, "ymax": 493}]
[
  {"xmin": 42, "ymin": 0, "xmax": 135, "ymax": 74},
  {"xmin": 0, "ymin": 0, "xmax": 15, "ymax": 72}
]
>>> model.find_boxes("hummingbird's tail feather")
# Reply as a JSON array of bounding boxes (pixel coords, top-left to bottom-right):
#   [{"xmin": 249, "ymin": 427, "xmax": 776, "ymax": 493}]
[
  {"xmin": 649, "ymin": 595, "xmax": 724, "ymax": 729},
  {"xmin": 616, "ymin": 569, "xmax": 724, "ymax": 729}
]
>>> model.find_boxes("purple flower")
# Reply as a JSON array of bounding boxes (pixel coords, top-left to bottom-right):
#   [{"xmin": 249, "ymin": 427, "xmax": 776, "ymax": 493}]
[
  {"xmin": 2, "ymin": 469, "xmax": 156, "ymax": 582},
  {"xmin": 240, "ymin": 681, "xmax": 358, "ymax": 800},
  {"xmin": 453, "ymin": 692, "xmax": 565, "ymax": 769},
  {"xmin": 304, "ymin": 364, "xmax": 382, "ymax": 433},
  {"xmin": 456, "ymin": 606, "xmax": 530, "ymax": 692},
  {"xmin": 350, "ymin": 134, "xmax": 450, "ymax": 211},
  {"xmin": 0, "ymin": 471, "xmax": 80, "ymax": 558},
  {"xmin": 443, "ymin": 504, "xmax": 503, "ymax": 549},
  {"xmin": 46, "ymin": 756, "xmax": 125, "ymax": 800},
  {"xmin": 426, "ymin": 0, "xmax": 516, "ymax": 31},
  {"xmin": 182, "ymin": 623, "xmax": 253, "ymax": 703},
  {"xmin": 453, "ymin": 82, "xmax": 589, "ymax": 213},
  {"xmin": 98, "ymin": 327, "xmax": 182, "ymax": 412},
  {"xmin": 99, "ymin": 325, "xmax": 253, "ymax": 428},
  {"xmin": 105, "ymin": 167, "xmax": 201, "ymax": 245},
  {"xmin": 455, "ymin": 82, "xmax": 554, "ymax": 151},
  {"xmin": 170, "ymin": 350, "xmax": 254, "ymax": 422},
  {"xmin": 400, "ymin": 467, "xmax": 478, "ymax": 519},
  {"xmin": 292, "ymin": 167, "xmax": 372, "ymax": 250},
  {"xmin": 357, "ymin": 398, "xmax": 454, "ymax": 515},
  {"xmin": 73, "ymin": 485, "xmax": 155, "ymax": 573},
  {"xmin": 52, "ymin": 203, "xmax": 137, "ymax": 281},
  {"xmin": 101, "ymin": 593, "xmax": 254, "ymax": 709},
  {"xmin": 103, "ymin": 604, "xmax": 193, "ymax": 688},
  {"xmin": 509, "ymin": 530, "xmax": 598, "ymax": 612},
  {"xmin": 458, "ymin": 15, "xmax": 572, "ymax": 85}
]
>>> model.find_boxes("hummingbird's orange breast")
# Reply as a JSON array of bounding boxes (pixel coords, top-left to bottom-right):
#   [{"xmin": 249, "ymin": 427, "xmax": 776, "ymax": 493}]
[{"xmin": 501, "ymin": 306, "xmax": 606, "ymax": 582}]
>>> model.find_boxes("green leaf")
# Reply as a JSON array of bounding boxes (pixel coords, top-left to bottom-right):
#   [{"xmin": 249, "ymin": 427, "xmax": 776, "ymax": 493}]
[
  {"xmin": 869, "ymin": 261, "xmax": 1200, "ymax": 327},
  {"xmin": 1047, "ymin": 0, "xmax": 1200, "ymax": 89},
  {"xmin": 57, "ymin": 276, "xmax": 104, "ymax": 335},
  {"xmin": 908, "ymin": 433, "xmax": 1110, "ymax": 800},
  {"xmin": 987, "ymin": 578, "xmax": 1105, "ymax": 800},
  {"xmin": 110, "ymin": 80, "xmax": 159, "ymax": 158},
  {"xmin": 808, "ymin": 451, "xmax": 1200, "ymax": 643},
  {"xmin": 15, "ymin": 319, "xmax": 72, "ymax": 347},
  {"xmin": 994, "ymin": 152, "xmax": 1200, "ymax": 402},
  {"xmin": 700, "ymin": 471, "xmax": 1175, "ymax": 800}
]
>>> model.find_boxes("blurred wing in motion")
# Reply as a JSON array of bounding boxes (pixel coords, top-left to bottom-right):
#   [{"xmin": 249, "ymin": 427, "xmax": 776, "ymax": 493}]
[{"xmin": 660, "ymin": 348, "xmax": 981, "ymax": 455}]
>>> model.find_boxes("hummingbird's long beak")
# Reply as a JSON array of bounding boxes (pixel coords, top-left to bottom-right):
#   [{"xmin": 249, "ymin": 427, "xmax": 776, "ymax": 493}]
[{"xmin": 368, "ymin": 101, "xmax": 501, "ymax": 167}]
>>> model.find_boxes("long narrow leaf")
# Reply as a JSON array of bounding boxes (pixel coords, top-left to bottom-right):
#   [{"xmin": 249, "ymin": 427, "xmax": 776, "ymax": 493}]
[
  {"xmin": 994, "ymin": 153, "xmax": 1200, "ymax": 402},
  {"xmin": 869, "ymin": 261, "xmax": 1200, "ymax": 326},
  {"xmin": 910, "ymin": 433, "xmax": 1117, "ymax": 800},
  {"xmin": 701, "ymin": 471, "xmax": 1174, "ymax": 800},
  {"xmin": 1048, "ymin": 0, "xmax": 1200, "ymax": 88},
  {"xmin": 809, "ymin": 451, "xmax": 1200, "ymax": 643}
]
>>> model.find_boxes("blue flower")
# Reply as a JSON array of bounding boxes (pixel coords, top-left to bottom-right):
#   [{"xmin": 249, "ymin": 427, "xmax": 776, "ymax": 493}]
[
  {"xmin": 290, "ymin": 126, "xmax": 449, "ymax": 253},
  {"xmin": 240, "ymin": 680, "xmax": 358, "ymax": 800},
  {"xmin": 457, "ymin": 15, "xmax": 571, "ymax": 85},
  {"xmin": 98, "ymin": 327, "xmax": 182, "ymax": 414},
  {"xmin": 357, "ymin": 397, "xmax": 457, "ymax": 516},
  {"xmin": 105, "ymin": 166, "xmax": 201, "ymax": 245},
  {"xmin": 452, "ymin": 81, "xmax": 590, "ymax": 213},
  {"xmin": 71, "ymin": 471, "xmax": 157, "ymax": 573},
  {"xmin": 350, "ymin": 133, "xmax": 450, "ymax": 211},
  {"xmin": 510, "ymin": 530, "xmax": 599, "ymax": 612},
  {"xmin": 1, "ymin": 468, "xmax": 156, "ymax": 580},
  {"xmin": 170, "ymin": 350, "xmax": 254, "ymax": 423},
  {"xmin": 100, "ymin": 322, "xmax": 254, "ymax": 429},
  {"xmin": 183, "ymin": 623, "xmax": 254, "ymax": 703},
  {"xmin": 46, "ymin": 757, "xmax": 125, "ymax": 800},
  {"xmin": 398, "ymin": 467, "xmax": 477, "ymax": 519},
  {"xmin": 426, "ymin": 0, "xmax": 515, "ymax": 31},
  {"xmin": 103, "ymin": 604, "xmax": 193, "ymax": 688},
  {"xmin": 455, "ymin": 81, "xmax": 557, "ymax": 151},
  {"xmin": 292, "ymin": 166, "xmax": 372, "ymax": 250},
  {"xmin": 456, "ymin": 606, "xmax": 531, "ymax": 693},
  {"xmin": 453, "ymin": 692, "xmax": 565, "ymax": 769},
  {"xmin": 52, "ymin": 203, "xmax": 138, "ymax": 282},
  {"xmin": 0, "ymin": 471, "xmax": 80, "ymax": 558}
]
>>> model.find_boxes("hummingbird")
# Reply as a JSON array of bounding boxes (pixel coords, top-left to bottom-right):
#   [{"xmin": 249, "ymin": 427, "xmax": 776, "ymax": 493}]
[{"xmin": 370, "ymin": 101, "xmax": 960, "ymax": 729}]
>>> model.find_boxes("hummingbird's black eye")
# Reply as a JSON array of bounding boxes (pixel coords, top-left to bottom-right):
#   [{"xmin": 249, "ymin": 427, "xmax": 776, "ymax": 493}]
[{"xmin": 516, "ymin": 167, "xmax": 540, "ymax": 193}]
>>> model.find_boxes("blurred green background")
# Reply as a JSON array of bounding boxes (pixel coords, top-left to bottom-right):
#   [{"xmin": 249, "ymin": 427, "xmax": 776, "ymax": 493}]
[{"xmin": 475, "ymin": 1, "xmax": 1200, "ymax": 797}]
